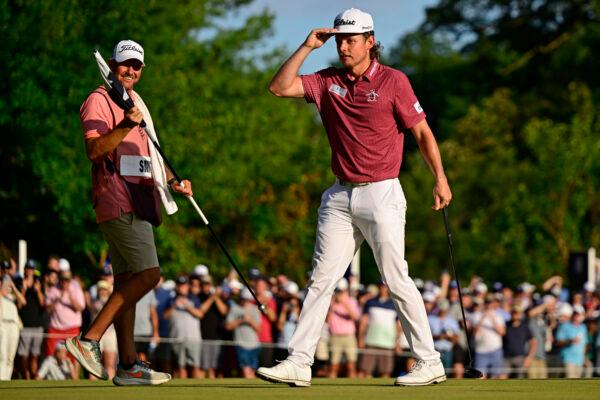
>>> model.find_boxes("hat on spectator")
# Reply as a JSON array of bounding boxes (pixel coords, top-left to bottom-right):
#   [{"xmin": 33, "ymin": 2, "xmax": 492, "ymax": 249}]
[
  {"xmin": 60, "ymin": 270, "xmax": 72, "ymax": 280},
  {"xmin": 413, "ymin": 278, "xmax": 424, "ymax": 291},
  {"xmin": 572, "ymin": 304, "xmax": 585, "ymax": 315},
  {"xmin": 366, "ymin": 284, "xmax": 379, "ymax": 296},
  {"xmin": 162, "ymin": 279, "xmax": 176, "ymax": 291},
  {"xmin": 422, "ymin": 291, "xmax": 436, "ymax": 303},
  {"xmin": 473, "ymin": 297, "xmax": 484, "ymax": 305},
  {"xmin": 559, "ymin": 303, "xmax": 573, "ymax": 318},
  {"xmin": 284, "ymin": 281, "xmax": 299, "ymax": 296},
  {"xmin": 493, "ymin": 281, "xmax": 503, "ymax": 292},
  {"xmin": 0, "ymin": 260, "xmax": 9, "ymax": 270},
  {"xmin": 101, "ymin": 264, "xmax": 113, "ymax": 276},
  {"xmin": 200, "ymin": 274, "xmax": 213, "ymax": 284},
  {"xmin": 228, "ymin": 279, "xmax": 243, "ymax": 291},
  {"xmin": 55, "ymin": 342, "xmax": 66, "ymax": 351},
  {"xmin": 25, "ymin": 259, "xmax": 39, "ymax": 270},
  {"xmin": 583, "ymin": 282, "xmax": 596, "ymax": 292},
  {"xmin": 336, "ymin": 277, "xmax": 349, "ymax": 292},
  {"xmin": 194, "ymin": 264, "xmax": 209, "ymax": 277},
  {"xmin": 449, "ymin": 280, "xmax": 459, "ymax": 289},
  {"xmin": 518, "ymin": 282, "xmax": 535, "ymax": 294},
  {"xmin": 475, "ymin": 282, "xmax": 488, "ymax": 294},
  {"xmin": 512, "ymin": 304, "xmax": 524, "ymax": 313},
  {"xmin": 97, "ymin": 280, "xmax": 110, "ymax": 290},
  {"xmin": 58, "ymin": 258, "xmax": 70, "ymax": 271},
  {"xmin": 176, "ymin": 275, "xmax": 188, "ymax": 285},
  {"xmin": 240, "ymin": 288, "xmax": 254, "ymax": 301},
  {"xmin": 249, "ymin": 267, "xmax": 261, "ymax": 280},
  {"xmin": 437, "ymin": 299, "xmax": 450, "ymax": 311}
]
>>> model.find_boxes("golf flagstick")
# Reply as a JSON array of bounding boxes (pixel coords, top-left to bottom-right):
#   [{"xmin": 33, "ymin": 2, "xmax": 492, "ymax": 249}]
[
  {"xmin": 442, "ymin": 207, "xmax": 483, "ymax": 379},
  {"xmin": 93, "ymin": 49, "xmax": 266, "ymax": 315}
]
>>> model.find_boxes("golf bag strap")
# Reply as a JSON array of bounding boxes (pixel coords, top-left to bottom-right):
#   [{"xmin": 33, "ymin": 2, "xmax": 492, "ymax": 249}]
[{"xmin": 98, "ymin": 91, "xmax": 117, "ymax": 175}]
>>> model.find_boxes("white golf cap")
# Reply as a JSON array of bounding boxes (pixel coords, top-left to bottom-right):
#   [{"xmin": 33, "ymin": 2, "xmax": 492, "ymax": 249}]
[
  {"xmin": 334, "ymin": 8, "xmax": 374, "ymax": 34},
  {"xmin": 240, "ymin": 288, "xmax": 254, "ymax": 301},
  {"xmin": 194, "ymin": 264, "xmax": 209, "ymax": 276},
  {"xmin": 336, "ymin": 277, "xmax": 349, "ymax": 291},
  {"xmin": 284, "ymin": 281, "xmax": 299, "ymax": 296},
  {"xmin": 58, "ymin": 258, "xmax": 70, "ymax": 272},
  {"xmin": 112, "ymin": 40, "xmax": 145, "ymax": 64},
  {"xmin": 228, "ymin": 279, "xmax": 243, "ymax": 291},
  {"xmin": 422, "ymin": 291, "xmax": 436, "ymax": 303},
  {"xmin": 559, "ymin": 303, "xmax": 573, "ymax": 318}
]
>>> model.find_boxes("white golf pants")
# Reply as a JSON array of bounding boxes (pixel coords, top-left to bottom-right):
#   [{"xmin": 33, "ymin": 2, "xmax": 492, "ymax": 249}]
[{"xmin": 287, "ymin": 178, "xmax": 439, "ymax": 367}]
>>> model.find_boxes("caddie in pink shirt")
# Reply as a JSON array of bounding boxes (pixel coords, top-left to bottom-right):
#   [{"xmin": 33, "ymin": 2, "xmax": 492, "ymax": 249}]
[
  {"xmin": 67, "ymin": 40, "xmax": 193, "ymax": 386},
  {"xmin": 257, "ymin": 8, "xmax": 452, "ymax": 387}
]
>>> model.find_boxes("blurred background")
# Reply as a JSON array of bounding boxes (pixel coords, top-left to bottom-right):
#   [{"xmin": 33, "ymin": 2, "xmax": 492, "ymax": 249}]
[{"xmin": 1, "ymin": 0, "xmax": 599, "ymax": 289}]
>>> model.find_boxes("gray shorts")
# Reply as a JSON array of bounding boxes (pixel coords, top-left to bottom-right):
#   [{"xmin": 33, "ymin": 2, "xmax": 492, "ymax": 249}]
[
  {"xmin": 17, "ymin": 327, "xmax": 44, "ymax": 357},
  {"xmin": 201, "ymin": 342, "xmax": 221, "ymax": 370},
  {"xmin": 173, "ymin": 339, "xmax": 201, "ymax": 368},
  {"xmin": 99, "ymin": 212, "xmax": 159, "ymax": 275}
]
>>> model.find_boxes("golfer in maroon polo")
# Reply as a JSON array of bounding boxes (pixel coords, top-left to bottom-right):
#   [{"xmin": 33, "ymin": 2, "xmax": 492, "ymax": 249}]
[{"xmin": 256, "ymin": 8, "xmax": 452, "ymax": 387}]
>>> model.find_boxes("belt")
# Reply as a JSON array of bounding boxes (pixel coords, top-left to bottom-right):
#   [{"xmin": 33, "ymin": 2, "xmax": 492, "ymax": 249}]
[{"xmin": 337, "ymin": 179, "xmax": 372, "ymax": 187}]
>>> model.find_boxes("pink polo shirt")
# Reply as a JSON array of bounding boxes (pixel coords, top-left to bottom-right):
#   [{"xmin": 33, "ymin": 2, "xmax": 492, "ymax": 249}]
[
  {"xmin": 80, "ymin": 86, "xmax": 152, "ymax": 223},
  {"xmin": 328, "ymin": 296, "xmax": 360, "ymax": 336},
  {"xmin": 301, "ymin": 60, "xmax": 426, "ymax": 183},
  {"xmin": 45, "ymin": 284, "xmax": 85, "ymax": 330}
]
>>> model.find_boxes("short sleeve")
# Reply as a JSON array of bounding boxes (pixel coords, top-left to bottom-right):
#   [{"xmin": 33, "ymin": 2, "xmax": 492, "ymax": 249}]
[
  {"xmin": 393, "ymin": 71, "xmax": 426, "ymax": 129},
  {"xmin": 301, "ymin": 67, "xmax": 337, "ymax": 108},
  {"xmin": 80, "ymin": 91, "xmax": 114, "ymax": 140}
]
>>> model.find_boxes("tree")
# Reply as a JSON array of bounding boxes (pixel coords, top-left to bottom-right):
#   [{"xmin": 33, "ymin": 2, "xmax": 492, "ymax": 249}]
[{"xmin": 0, "ymin": 0, "xmax": 330, "ymax": 282}]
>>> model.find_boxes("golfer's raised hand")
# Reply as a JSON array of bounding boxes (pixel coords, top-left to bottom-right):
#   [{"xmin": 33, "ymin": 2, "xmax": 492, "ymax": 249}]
[
  {"xmin": 304, "ymin": 28, "xmax": 336, "ymax": 49},
  {"xmin": 171, "ymin": 179, "xmax": 193, "ymax": 197},
  {"xmin": 432, "ymin": 178, "xmax": 452, "ymax": 210}
]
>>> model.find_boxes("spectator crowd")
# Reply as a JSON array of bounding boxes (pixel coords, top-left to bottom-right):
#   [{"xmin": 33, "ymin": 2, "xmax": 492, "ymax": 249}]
[{"xmin": 1, "ymin": 254, "xmax": 599, "ymax": 381}]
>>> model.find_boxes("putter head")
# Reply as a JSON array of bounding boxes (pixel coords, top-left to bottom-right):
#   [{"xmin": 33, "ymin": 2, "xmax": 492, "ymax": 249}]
[{"xmin": 464, "ymin": 366, "xmax": 484, "ymax": 379}]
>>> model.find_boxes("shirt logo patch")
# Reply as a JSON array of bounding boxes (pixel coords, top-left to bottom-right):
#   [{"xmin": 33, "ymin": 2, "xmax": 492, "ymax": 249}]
[
  {"xmin": 328, "ymin": 84, "xmax": 348, "ymax": 98},
  {"xmin": 366, "ymin": 89, "xmax": 379, "ymax": 102},
  {"xmin": 414, "ymin": 101, "xmax": 423, "ymax": 113}
]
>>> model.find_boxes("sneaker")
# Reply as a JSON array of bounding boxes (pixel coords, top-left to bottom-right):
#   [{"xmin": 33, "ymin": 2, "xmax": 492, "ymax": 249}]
[
  {"xmin": 394, "ymin": 359, "xmax": 447, "ymax": 386},
  {"xmin": 112, "ymin": 360, "xmax": 171, "ymax": 386},
  {"xmin": 65, "ymin": 335, "xmax": 108, "ymax": 380},
  {"xmin": 257, "ymin": 359, "xmax": 311, "ymax": 387}
]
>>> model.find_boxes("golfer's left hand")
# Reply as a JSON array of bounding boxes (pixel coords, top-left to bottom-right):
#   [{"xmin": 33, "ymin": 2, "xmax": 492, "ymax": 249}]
[
  {"xmin": 432, "ymin": 177, "xmax": 452, "ymax": 210},
  {"xmin": 172, "ymin": 179, "xmax": 193, "ymax": 197}
]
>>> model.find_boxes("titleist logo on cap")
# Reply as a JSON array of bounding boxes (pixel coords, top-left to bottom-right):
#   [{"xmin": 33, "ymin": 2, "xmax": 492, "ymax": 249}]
[
  {"xmin": 335, "ymin": 18, "xmax": 356, "ymax": 26},
  {"xmin": 119, "ymin": 44, "xmax": 143, "ymax": 55}
]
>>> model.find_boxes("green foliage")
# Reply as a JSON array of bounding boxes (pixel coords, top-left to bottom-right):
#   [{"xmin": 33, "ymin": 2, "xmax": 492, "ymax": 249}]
[
  {"xmin": 0, "ymin": 0, "xmax": 330, "ymax": 282},
  {"xmin": 382, "ymin": 0, "xmax": 600, "ymax": 287}
]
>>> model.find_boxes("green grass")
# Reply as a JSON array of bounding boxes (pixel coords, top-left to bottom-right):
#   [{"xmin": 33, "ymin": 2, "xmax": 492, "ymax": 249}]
[{"xmin": 1, "ymin": 378, "xmax": 598, "ymax": 400}]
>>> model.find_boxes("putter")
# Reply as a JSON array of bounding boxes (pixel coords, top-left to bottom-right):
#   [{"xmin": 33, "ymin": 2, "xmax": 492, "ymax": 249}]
[
  {"xmin": 93, "ymin": 50, "xmax": 266, "ymax": 315},
  {"xmin": 442, "ymin": 207, "xmax": 483, "ymax": 379}
]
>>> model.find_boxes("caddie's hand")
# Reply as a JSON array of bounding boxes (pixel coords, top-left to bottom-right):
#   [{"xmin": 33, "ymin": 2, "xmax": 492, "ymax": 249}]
[
  {"xmin": 171, "ymin": 179, "xmax": 193, "ymax": 197},
  {"xmin": 304, "ymin": 28, "xmax": 337, "ymax": 49},
  {"xmin": 432, "ymin": 177, "xmax": 452, "ymax": 210},
  {"xmin": 124, "ymin": 106, "xmax": 144, "ymax": 126}
]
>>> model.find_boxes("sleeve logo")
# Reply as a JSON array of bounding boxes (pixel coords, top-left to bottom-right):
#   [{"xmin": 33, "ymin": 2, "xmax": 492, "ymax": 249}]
[{"xmin": 414, "ymin": 101, "xmax": 423, "ymax": 113}]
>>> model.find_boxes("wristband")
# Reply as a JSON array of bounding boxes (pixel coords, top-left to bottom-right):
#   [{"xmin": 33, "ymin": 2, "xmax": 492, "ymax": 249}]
[{"xmin": 167, "ymin": 177, "xmax": 178, "ymax": 187}]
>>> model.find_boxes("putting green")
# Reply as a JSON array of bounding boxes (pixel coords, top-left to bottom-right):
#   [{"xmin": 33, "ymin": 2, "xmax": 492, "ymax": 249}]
[{"xmin": 1, "ymin": 378, "xmax": 598, "ymax": 400}]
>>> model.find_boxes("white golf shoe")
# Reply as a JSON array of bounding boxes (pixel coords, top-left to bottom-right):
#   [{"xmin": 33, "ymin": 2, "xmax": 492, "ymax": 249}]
[
  {"xmin": 256, "ymin": 359, "xmax": 311, "ymax": 387},
  {"xmin": 394, "ymin": 359, "xmax": 447, "ymax": 386}
]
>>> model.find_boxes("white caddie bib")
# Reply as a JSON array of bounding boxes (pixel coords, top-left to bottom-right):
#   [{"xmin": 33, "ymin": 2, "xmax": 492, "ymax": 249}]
[{"xmin": 120, "ymin": 155, "xmax": 152, "ymax": 178}]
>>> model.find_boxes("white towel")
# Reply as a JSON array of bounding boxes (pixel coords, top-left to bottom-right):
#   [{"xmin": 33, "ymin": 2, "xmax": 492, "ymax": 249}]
[{"xmin": 132, "ymin": 92, "xmax": 178, "ymax": 215}]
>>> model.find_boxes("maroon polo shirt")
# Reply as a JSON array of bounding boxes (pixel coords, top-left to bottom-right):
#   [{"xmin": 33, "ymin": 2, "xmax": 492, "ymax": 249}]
[{"xmin": 301, "ymin": 60, "xmax": 426, "ymax": 183}]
